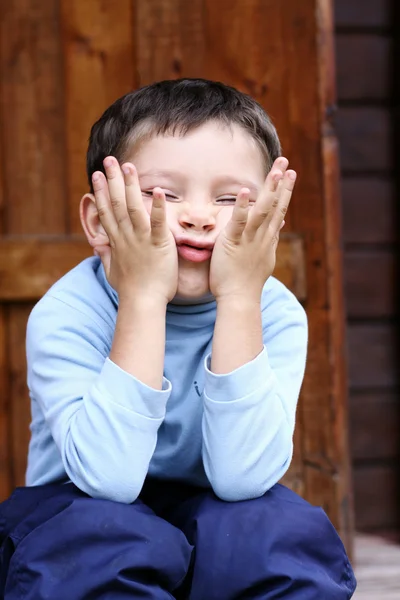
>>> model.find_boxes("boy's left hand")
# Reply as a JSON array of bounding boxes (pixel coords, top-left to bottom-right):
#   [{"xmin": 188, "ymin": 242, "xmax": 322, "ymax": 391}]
[{"xmin": 209, "ymin": 157, "xmax": 296, "ymax": 303}]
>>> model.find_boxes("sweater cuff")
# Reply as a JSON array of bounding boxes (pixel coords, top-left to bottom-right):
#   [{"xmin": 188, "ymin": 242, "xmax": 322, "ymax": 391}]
[
  {"xmin": 98, "ymin": 357, "xmax": 171, "ymax": 419},
  {"xmin": 204, "ymin": 346, "xmax": 274, "ymax": 403}
]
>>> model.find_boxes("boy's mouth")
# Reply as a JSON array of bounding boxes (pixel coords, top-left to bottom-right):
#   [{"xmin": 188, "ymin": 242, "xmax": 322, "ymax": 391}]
[{"xmin": 176, "ymin": 238, "xmax": 214, "ymax": 263}]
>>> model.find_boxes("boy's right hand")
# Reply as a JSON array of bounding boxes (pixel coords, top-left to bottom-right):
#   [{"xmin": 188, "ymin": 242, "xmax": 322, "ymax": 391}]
[{"xmin": 92, "ymin": 156, "xmax": 178, "ymax": 304}]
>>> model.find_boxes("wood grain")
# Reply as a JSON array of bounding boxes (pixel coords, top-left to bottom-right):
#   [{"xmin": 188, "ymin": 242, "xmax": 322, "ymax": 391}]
[
  {"xmin": 344, "ymin": 251, "xmax": 396, "ymax": 318},
  {"xmin": 348, "ymin": 324, "xmax": 398, "ymax": 389},
  {"xmin": 354, "ymin": 534, "xmax": 400, "ymax": 599},
  {"xmin": 0, "ymin": 0, "xmax": 67, "ymax": 235},
  {"xmin": 61, "ymin": 0, "xmax": 136, "ymax": 234},
  {"xmin": 0, "ymin": 310, "xmax": 10, "ymax": 500},
  {"xmin": 336, "ymin": 107, "xmax": 392, "ymax": 173},
  {"xmin": 8, "ymin": 305, "xmax": 32, "ymax": 488},
  {"xmin": 350, "ymin": 391, "xmax": 400, "ymax": 461},
  {"xmin": 0, "ymin": 234, "xmax": 306, "ymax": 302},
  {"xmin": 353, "ymin": 465, "xmax": 400, "ymax": 531},
  {"xmin": 341, "ymin": 178, "xmax": 396, "ymax": 244},
  {"xmin": 135, "ymin": 0, "xmax": 206, "ymax": 84},
  {"xmin": 335, "ymin": 0, "xmax": 391, "ymax": 28},
  {"xmin": 336, "ymin": 35, "xmax": 391, "ymax": 101}
]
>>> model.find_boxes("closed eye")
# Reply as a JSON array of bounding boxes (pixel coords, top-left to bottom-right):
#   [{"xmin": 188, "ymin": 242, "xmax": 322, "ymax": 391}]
[
  {"xmin": 216, "ymin": 196, "xmax": 237, "ymax": 205},
  {"xmin": 142, "ymin": 190, "xmax": 179, "ymax": 201},
  {"xmin": 216, "ymin": 196, "xmax": 256, "ymax": 205}
]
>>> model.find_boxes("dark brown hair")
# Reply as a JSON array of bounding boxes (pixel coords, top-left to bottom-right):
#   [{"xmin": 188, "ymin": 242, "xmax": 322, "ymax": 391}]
[{"xmin": 87, "ymin": 78, "xmax": 282, "ymax": 192}]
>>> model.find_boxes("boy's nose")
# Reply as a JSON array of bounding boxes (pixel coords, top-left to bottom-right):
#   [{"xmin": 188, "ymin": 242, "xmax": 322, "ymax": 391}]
[{"xmin": 178, "ymin": 208, "xmax": 216, "ymax": 231}]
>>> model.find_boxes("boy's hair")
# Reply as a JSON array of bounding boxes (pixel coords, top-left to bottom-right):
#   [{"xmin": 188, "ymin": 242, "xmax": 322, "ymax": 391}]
[{"xmin": 86, "ymin": 78, "xmax": 282, "ymax": 192}]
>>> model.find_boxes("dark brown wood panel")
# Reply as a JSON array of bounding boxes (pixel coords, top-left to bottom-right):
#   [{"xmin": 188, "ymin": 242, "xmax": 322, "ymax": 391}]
[
  {"xmin": 344, "ymin": 251, "xmax": 396, "ymax": 318},
  {"xmin": 0, "ymin": 0, "xmax": 67, "ymax": 235},
  {"xmin": 341, "ymin": 177, "xmax": 396, "ymax": 244},
  {"xmin": 336, "ymin": 107, "xmax": 392, "ymax": 173},
  {"xmin": 336, "ymin": 34, "xmax": 391, "ymax": 101},
  {"xmin": 135, "ymin": 0, "xmax": 206, "ymax": 84},
  {"xmin": 335, "ymin": 0, "xmax": 391, "ymax": 29},
  {"xmin": 0, "ymin": 311, "xmax": 10, "ymax": 498},
  {"xmin": 348, "ymin": 324, "xmax": 398, "ymax": 389},
  {"xmin": 0, "ymin": 0, "xmax": 68, "ymax": 497},
  {"xmin": 350, "ymin": 391, "xmax": 400, "ymax": 461},
  {"xmin": 62, "ymin": 0, "xmax": 136, "ymax": 234},
  {"xmin": 353, "ymin": 465, "xmax": 400, "ymax": 531},
  {"xmin": 8, "ymin": 306, "xmax": 32, "ymax": 488}
]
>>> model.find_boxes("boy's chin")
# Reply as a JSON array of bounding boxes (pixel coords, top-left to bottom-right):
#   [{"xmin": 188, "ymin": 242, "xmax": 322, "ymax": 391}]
[{"xmin": 171, "ymin": 275, "xmax": 214, "ymax": 305}]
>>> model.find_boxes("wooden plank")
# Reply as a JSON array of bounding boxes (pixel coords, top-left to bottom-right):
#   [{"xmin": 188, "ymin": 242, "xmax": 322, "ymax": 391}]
[
  {"xmin": 318, "ymin": 0, "xmax": 354, "ymax": 548},
  {"xmin": 350, "ymin": 391, "xmax": 400, "ymax": 461},
  {"xmin": 336, "ymin": 34, "xmax": 391, "ymax": 101},
  {"xmin": 0, "ymin": 0, "xmax": 67, "ymax": 234},
  {"xmin": 0, "ymin": 233, "xmax": 306, "ymax": 302},
  {"xmin": 335, "ymin": 0, "xmax": 391, "ymax": 29},
  {"xmin": 61, "ymin": 0, "xmax": 136, "ymax": 234},
  {"xmin": 348, "ymin": 324, "xmax": 398, "ymax": 389},
  {"xmin": 354, "ymin": 534, "xmax": 400, "ymax": 598},
  {"xmin": 8, "ymin": 305, "xmax": 33, "ymax": 488},
  {"xmin": 353, "ymin": 465, "xmax": 400, "ymax": 531},
  {"xmin": 336, "ymin": 107, "xmax": 392, "ymax": 173},
  {"xmin": 341, "ymin": 177, "xmax": 396, "ymax": 244},
  {"xmin": 0, "ymin": 9, "xmax": 10, "ymax": 501},
  {"xmin": 344, "ymin": 251, "xmax": 396, "ymax": 318},
  {"xmin": 0, "ymin": 309, "xmax": 11, "ymax": 500},
  {"xmin": 135, "ymin": 0, "xmax": 206, "ymax": 84}
]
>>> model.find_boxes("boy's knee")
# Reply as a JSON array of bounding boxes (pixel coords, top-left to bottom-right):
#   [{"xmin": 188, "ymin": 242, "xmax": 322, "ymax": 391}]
[
  {"xmin": 2, "ymin": 488, "xmax": 193, "ymax": 600},
  {"xmin": 184, "ymin": 485, "xmax": 356, "ymax": 599}
]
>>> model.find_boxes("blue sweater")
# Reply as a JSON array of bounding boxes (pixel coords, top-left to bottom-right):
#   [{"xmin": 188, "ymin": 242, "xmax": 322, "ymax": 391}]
[{"xmin": 25, "ymin": 257, "xmax": 308, "ymax": 503}]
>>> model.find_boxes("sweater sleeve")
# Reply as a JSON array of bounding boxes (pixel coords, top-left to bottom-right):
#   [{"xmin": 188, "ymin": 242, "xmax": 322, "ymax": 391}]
[
  {"xmin": 201, "ymin": 280, "xmax": 308, "ymax": 501},
  {"xmin": 26, "ymin": 295, "xmax": 170, "ymax": 504}
]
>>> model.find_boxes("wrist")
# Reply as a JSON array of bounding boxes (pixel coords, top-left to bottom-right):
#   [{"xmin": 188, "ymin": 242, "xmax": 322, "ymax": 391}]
[
  {"xmin": 118, "ymin": 290, "xmax": 169, "ymax": 311},
  {"xmin": 215, "ymin": 293, "xmax": 262, "ymax": 312}
]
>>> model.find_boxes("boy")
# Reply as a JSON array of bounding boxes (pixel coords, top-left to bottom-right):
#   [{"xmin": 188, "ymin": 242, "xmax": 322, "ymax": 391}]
[{"xmin": 0, "ymin": 79, "xmax": 356, "ymax": 599}]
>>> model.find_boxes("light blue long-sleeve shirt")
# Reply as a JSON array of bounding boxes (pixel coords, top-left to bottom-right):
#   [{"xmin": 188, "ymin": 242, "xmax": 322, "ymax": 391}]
[{"xmin": 25, "ymin": 257, "xmax": 308, "ymax": 503}]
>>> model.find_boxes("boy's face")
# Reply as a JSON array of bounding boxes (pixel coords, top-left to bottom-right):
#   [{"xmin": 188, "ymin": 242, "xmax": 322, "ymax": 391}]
[{"xmin": 129, "ymin": 121, "xmax": 266, "ymax": 303}]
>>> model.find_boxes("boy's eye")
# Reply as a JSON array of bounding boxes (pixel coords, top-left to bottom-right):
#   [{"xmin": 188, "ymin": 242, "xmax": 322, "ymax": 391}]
[
  {"xmin": 216, "ymin": 195, "xmax": 257, "ymax": 206},
  {"xmin": 142, "ymin": 190, "xmax": 179, "ymax": 201},
  {"xmin": 216, "ymin": 196, "xmax": 237, "ymax": 205}
]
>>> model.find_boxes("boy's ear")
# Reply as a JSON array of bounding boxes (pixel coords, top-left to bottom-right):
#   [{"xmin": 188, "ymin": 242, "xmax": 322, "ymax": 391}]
[{"xmin": 80, "ymin": 193, "xmax": 109, "ymax": 251}]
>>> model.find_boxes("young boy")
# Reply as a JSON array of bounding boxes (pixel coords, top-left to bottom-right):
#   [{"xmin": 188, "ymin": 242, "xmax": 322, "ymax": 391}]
[{"xmin": 0, "ymin": 79, "xmax": 356, "ymax": 599}]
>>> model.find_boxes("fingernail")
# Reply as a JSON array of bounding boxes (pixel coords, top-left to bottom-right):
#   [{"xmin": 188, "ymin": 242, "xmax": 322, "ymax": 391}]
[
  {"xmin": 289, "ymin": 171, "xmax": 297, "ymax": 180},
  {"xmin": 122, "ymin": 165, "xmax": 130, "ymax": 175},
  {"xmin": 92, "ymin": 172, "xmax": 99, "ymax": 182},
  {"xmin": 103, "ymin": 157, "xmax": 113, "ymax": 168}
]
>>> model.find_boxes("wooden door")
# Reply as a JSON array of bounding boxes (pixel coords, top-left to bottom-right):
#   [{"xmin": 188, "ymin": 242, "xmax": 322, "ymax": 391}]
[{"xmin": 0, "ymin": 0, "xmax": 353, "ymax": 548}]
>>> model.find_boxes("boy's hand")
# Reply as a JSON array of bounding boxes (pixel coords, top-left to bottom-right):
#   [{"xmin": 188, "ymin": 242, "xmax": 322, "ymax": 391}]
[
  {"xmin": 92, "ymin": 156, "xmax": 178, "ymax": 304},
  {"xmin": 209, "ymin": 157, "xmax": 296, "ymax": 303}
]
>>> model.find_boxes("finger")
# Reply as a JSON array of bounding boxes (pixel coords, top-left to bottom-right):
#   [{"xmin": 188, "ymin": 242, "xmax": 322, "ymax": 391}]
[
  {"xmin": 92, "ymin": 171, "xmax": 118, "ymax": 239},
  {"xmin": 268, "ymin": 170, "xmax": 297, "ymax": 233},
  {"xmin": 103, "ymin": 156, "xmax": 130, "ymax": 227},
  {"xmin": 247, "ymin": 167, "xmax": 284, "ymax": 234},
  {"xmin": 121, "ymin": 163, "xmax": 149, "ymax": 232},
  {"xmin": 225, "ymin": 188, "xmax": 250, "ymax": 243},
  {"xmin": 150, "ymin": 187, "xmax": 168, "ymax": 242}
]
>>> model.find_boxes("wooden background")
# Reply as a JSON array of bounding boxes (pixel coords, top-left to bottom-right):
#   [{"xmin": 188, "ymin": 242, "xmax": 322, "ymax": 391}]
[
  {"xmin": 335, "ymin": 0, "xmax": 400, "ymax": 535},
  {"xmin": 0, "ymin": 0, "xmax": 354, "ymax": 544}
]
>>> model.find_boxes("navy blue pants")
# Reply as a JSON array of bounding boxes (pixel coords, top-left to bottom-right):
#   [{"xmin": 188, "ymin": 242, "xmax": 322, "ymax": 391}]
[{"xmin": 0, "ymin": 479, "xmax": 356, "ymax": 599}]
